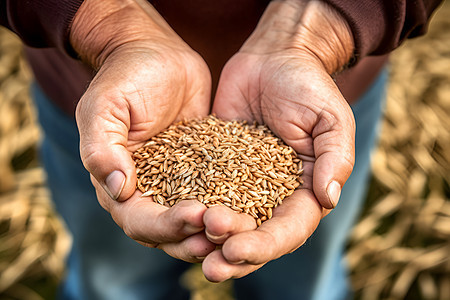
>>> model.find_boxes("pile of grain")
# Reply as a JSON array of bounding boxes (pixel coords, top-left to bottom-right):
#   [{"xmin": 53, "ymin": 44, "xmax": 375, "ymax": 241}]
[{"xmin": 133, "ymin": 115, "xmax": 303, "ymax": 226}]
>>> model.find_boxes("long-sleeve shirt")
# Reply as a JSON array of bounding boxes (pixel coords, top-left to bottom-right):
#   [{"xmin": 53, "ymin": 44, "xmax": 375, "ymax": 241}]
[{"xmin": 0, "ymin": 0, "xmax": 443, "ymax": 116}]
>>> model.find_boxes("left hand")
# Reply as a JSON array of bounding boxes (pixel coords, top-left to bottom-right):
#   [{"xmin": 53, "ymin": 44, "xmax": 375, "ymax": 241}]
[
  {"xmin": 72, "ymin": 0, "xmax": 215, "ymax": 262},
  {"xmin": 201, "ymin": 0, "xmax": 356, "ymax": 281}
]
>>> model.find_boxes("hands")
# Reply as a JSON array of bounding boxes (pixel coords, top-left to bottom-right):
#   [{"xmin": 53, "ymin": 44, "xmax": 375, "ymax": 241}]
[
  {"xmin": 202, "ymin": 0, "xmax": 356, "ymax": 281},
  {"xmin": 71, "ymin": 0, "xmax": 356, "ymax": 279},
  {"xmin": 72, "ymin": 0, "xmax": 215, "ymax": 262}
]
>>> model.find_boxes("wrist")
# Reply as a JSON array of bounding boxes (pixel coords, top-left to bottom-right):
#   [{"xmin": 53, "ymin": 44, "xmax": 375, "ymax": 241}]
[
  {"xmin": 241, "ymin": 0, "xmax": 354, "ymax": 74},
  {"xmin": 69, "ymin": 0, "xmax": 182, "ymax": 69}
]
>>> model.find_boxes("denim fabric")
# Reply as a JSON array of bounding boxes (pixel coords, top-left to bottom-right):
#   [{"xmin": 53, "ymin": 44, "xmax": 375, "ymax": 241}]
[{"xmin": 32, "ymin": 68, "xmax": 387, "ymax": 300}]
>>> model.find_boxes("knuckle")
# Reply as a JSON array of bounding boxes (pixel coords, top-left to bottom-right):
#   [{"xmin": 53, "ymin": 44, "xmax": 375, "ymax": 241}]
[
  {"xmin": 79, "ymin": 145, "xmax": 103, "ymax": 173},
  {"xmin": 119, "ymin": 203, "xmax": 142, "ymax": 241},
  {"xmin": 121, "ymin": 221, "xmax": 139, "ymax": 240}
]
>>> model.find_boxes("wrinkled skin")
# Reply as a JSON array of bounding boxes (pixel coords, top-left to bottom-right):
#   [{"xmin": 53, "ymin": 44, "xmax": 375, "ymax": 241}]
[
  {"xmin": 73, "ymin": 0, "xmax": 356, "ymax": 279},
  {"xmin": 76, "ymin": 40, "xmax": 217, "ymax": 262}
]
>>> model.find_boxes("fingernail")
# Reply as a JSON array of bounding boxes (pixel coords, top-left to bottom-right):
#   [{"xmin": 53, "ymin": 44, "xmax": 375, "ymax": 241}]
[
  {"xmin": 230, "ymin": 260, "xmax": 246, "ymax": 265},
  {"xmin": 195, "ymin": 256, "xmax": 206, "ymax": 261},
  {"xmin": 183, "ymin": 224, "xmax": 204, "ymax": 235},
  {"xmin": 327, "ymin": 181, "xmax": 341, "ymax": 208},
  {"xmin": 104, "ymin": 170, "xmax": 126, "ymax": 201},
  {"xmin": 206, "ymin": 232, "xmax": 228, "ymax": 242}
]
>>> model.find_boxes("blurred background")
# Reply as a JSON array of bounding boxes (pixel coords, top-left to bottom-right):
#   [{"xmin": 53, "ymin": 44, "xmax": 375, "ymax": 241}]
[{"xmin": 0, "ymin": 2, "xmax": 449, "ymax": 300}]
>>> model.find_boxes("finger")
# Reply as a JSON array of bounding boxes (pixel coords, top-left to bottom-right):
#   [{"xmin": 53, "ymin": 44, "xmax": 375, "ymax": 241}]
[
  {"xmin": 203, "ymin": 205, "xmax": 257, "ymax": 244},
  {"xmin": 116, "ymin": 199, "xmax": 207, "ymax": 244},
  {"xmin": 220, "ymin": 189, "xmax": 322, "ymax": 265},
  {"xmin": 92, "ymin": 177, "xmax": 207, "ymax": 244},
  {"xmin": 159, "ymin": 232, "xmax": 216, "ymax": 263},
  {"xmin": 76, "ymin": 92, "xmax": 137, "ymax": 202},
  {"xmin": 202, "ymin": 249, "xmax": 264, "ymax": 283},
  {"xmin": 312, "ymin": 105, "xmax": 355, "ymax": 209}
]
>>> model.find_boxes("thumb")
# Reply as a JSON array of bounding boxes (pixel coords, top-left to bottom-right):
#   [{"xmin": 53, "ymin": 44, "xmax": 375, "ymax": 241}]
[
  {"xmin": 76, "ymin": 97, "xmax": 137, "ymax": 202},
  {"xmin": 312, "ymin": 112, "xmax": 355, "ymax": 209}
]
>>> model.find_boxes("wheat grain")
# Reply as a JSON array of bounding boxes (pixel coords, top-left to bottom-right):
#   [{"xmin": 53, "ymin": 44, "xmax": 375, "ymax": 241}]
[{"xmin": 132, "ymin": 115, "xmax": 303, "ymax": 226}]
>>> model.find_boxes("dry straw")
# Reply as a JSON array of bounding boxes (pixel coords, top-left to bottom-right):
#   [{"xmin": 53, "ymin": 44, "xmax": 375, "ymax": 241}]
[
  {"xmin": 133, "ymin": 115, "xmax": 303, "ymax": 226},
  {"xmin": 346, "ymin": 3, "xmax": 450, "ymax": 299},
  {"xmin": 0, "ymin": 27, "xmax": 71, "ymax": 300}
]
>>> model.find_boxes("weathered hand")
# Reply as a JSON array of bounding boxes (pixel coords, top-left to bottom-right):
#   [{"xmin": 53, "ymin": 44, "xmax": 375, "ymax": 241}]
[
  {"xmin": 213, "ymin": 52, "xmax": 355, "ymax": 210},
  {"xmin": 202, "ymin": 0, "xmax": 356, "ymax": 281},
  {"xmin": 72, "ymin": 0, "xmax": 215, "ymax": 262}
]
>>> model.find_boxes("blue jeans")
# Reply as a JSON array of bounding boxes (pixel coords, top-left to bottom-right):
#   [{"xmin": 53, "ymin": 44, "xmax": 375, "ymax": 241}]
[{"xmin": 33, "ymin": 69, "xmax": 387, "ymax": 300}]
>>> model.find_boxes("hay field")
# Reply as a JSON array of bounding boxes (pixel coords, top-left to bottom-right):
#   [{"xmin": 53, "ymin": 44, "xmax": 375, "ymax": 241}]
[{"xmin": 0, "ymin": 3, "xmax": 449, "ymax": 299}]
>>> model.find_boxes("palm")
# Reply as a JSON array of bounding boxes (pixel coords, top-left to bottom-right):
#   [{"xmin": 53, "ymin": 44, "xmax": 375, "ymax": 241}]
[
  {"xmin": 78, "ymin": 48, "xmax": 211, "ymax": 153},
  {"xmin": 213, "ymin": 52, "xmax": 354, "ymax": 199}
]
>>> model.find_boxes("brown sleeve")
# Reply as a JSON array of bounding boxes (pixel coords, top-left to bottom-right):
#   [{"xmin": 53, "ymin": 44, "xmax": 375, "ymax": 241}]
[
  {"xmin": 324, "ymin": 0, "xmax": 443, "ymax": 60},
  {"xmin": 0, "ymin": 0, "xmax": 84, "ymax": 54}
]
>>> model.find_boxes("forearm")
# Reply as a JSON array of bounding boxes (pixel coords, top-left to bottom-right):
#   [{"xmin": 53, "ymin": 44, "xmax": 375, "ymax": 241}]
[
  {"xmin": 324, "ymin": 0, "xmax": 443, "ymax": 58},
  {"xmin": 69, "ymin": 0, "xmax": 183, "ymax": 69},
  {"xmin": 241, "ymin": 0, "xmax": 354, "ymax": 74},
  {"xmin": 242, "ymin": 0, "xmax": 442, "ymax": 74}
]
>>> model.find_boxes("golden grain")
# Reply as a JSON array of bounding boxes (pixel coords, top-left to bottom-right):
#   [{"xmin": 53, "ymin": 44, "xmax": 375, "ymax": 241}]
[{"xmin": 132, "ymin": 115, "xmax": 303, "ymax": 226}]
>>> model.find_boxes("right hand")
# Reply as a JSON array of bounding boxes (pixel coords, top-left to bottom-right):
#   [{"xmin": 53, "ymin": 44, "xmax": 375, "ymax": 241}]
[
  {"xmin": 72, "ymin": 0, "xmax": 215, "ymax": 262},
  {"xmin": 201, "ymin": 0, "xmax": 356, "ymax": 281}
]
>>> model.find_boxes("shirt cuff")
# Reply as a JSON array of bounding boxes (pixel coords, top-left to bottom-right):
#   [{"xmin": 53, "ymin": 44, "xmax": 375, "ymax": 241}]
[{"xmin": 4, "ymin": 0, "xmax": 84, "ymax": 56}]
